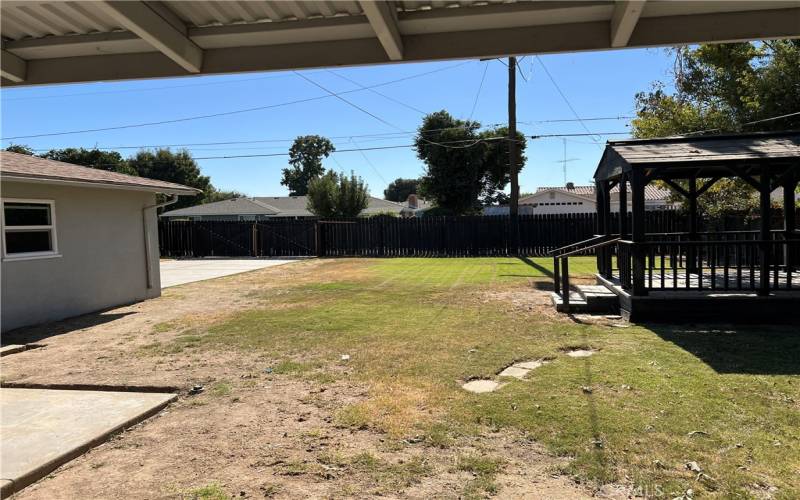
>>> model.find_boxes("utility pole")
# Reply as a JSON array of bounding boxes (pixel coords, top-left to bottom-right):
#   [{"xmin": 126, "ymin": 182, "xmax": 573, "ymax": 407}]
[
  {"xmin": 508, "ymin": 56, "xmax": 518, "ymax": 217},
  {"xmin": 508, "ymin": 56, "xmax": 519, "ymax": 255}
]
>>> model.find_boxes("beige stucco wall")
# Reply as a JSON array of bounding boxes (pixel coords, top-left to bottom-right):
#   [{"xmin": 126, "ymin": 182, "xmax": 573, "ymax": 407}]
[{"xmin": 1, "ymin": 181, "xmax": 161, "ymax": 332}]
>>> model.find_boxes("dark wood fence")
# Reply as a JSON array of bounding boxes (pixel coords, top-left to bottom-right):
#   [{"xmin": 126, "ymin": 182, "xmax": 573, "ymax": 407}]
[{"xmin": 159, "ymin": 211, "xmax": 686, "ymax": 258}]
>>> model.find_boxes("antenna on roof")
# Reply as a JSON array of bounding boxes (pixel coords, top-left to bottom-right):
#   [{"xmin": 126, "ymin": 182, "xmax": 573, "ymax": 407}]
[{"xmin": 553, "ymin": 138, "xmax": 579, "ymax": 186}]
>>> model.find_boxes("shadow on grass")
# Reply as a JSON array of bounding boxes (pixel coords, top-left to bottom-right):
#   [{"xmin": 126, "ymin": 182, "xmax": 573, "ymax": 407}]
[
  {"xmin": 646, "ymin": 324, "xmax": 800, "ymax": 375},
  {"xmin": 577, "ymin": 330, "xmax": 610, "ymax": 482},
  {"xmin": 496, "ymin": 256, "xmax": 555, "ymax": 279},
  {"xmin": 2, "ymin": 310, "xmax": 135, "ymax": 346}
]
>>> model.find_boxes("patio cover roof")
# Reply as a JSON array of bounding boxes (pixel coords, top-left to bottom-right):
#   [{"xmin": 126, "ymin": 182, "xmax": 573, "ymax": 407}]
[
  {"xmin": 594, "ymin": 131, "xmax": 800, "ymax": 182},
  {"xmin": 2, "ymin": 1, "xmax": 800, "ymax": 87}
]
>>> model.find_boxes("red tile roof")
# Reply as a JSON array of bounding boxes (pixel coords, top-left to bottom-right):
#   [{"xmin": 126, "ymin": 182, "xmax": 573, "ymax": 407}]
[{"xmin": 0, "ymin": 151, "xmax": 199, "ymax": 195}]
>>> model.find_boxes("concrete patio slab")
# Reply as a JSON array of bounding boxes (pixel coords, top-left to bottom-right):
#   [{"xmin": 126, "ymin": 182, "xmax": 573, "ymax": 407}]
[
  {"xmin": 0, "ymin": 388, "xmax": 176, "ymax": 496},
  {"xmin": 160, "ymin": 258, "xmax": 303, "ymax": 288}
]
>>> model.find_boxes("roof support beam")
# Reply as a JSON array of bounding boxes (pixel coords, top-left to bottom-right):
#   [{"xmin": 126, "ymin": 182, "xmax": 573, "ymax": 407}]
[
  {"xmin": 4, "ymin": 6, "xmax": 800, "ymax": 87},
  {"xmin": 359, "ymin": 1, "xmax": 403, "ymax": 60},
  {"xmin": 610, "ymin": 1, "xmax": 645, "ymax": 48},
  {"xmin": 95, "ymin": 1, "xmax": 203, "ymax": 73},
  {"xmin": 1, "ymin": 49, "xmax": 26, "ymax": 82}
]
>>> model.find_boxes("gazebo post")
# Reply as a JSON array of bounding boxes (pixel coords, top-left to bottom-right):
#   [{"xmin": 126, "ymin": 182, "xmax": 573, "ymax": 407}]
[
  {"xmin": 784, "ymin": 171, "xmax": 798, "ymax": 270},
  {"xmin": 618, "ymin": 173, "xmax": 628, "ymax": 239},
  {"xmin": 631, "ymin": 167, "xmax": 647, "ymax": 295},
  {"xmin": 759, "ymin": 164, "xmax": 772, "ymax": 296},
  {"xmin": 596, "ymin": 179, "xmax": 612, "ymax": 277},
  {"xmin": 687, "ymin": 175, "xmax": 699, "ymax": 274}
]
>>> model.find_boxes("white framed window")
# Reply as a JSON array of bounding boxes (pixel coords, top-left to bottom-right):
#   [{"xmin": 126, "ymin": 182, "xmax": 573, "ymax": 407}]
[{"xmin": 1, "ymin": 199, "xmax": 60, "ymax": 261}]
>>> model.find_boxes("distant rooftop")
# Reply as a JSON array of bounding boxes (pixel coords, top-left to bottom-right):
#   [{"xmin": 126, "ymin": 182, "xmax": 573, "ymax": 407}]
[
  {"xmin": 531, "ymin": 184, "xmax": 671, "ymax": 201},
  {"xmin": 162, "ymin": 195, "xmax": 411, "ymax": 218}
]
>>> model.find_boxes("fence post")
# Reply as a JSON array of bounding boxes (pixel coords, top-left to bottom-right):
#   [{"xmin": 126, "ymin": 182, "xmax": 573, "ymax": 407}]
[{"xmin": 315, "ymin": 221, "xmax": 324, "ymax": 257}]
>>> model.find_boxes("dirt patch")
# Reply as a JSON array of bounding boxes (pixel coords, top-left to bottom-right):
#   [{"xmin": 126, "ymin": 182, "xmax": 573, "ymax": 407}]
[
  {"xmin": 476, "ymin": 287, "xmax": 566, "ymax": 320},
  {"xmin": 13, "ymin": 375, "xmax": 596, "ymax": 499},
  {"xmin": 3, "ymin": 259, "xmax": 602, "ymax": 499}
]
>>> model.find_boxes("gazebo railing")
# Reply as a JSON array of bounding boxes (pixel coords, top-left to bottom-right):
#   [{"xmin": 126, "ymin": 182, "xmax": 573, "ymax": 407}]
[{"xmin": 615, "ymin": 238, "xmax": 798, "ymax": 294}]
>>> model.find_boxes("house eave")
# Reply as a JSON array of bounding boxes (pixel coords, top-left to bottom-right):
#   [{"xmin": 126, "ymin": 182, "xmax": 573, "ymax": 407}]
[{"xmin": 1, "ymin": 173, "xmax": 199, "ymax": 196}]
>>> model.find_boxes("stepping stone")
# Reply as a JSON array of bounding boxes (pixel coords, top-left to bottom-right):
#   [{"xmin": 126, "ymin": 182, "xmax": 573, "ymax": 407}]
[
  {"xmin": 566, "ymin": 349, "xmax": 595, "ymax": 358},
  {"xmin": 462, "ymin": 379, "xmax": 500, "ymax": 393},
  {"xmin": 498, "ymin": 366, "xmax": 529, "ymax": 379},
  {"xmin": 514, "ymin": 360, "xmax": 546, "ymax": 370}
]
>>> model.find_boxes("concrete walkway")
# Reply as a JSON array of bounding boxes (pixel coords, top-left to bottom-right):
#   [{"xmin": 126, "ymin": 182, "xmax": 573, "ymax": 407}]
[
  {"xmin": 160, "ymin": 258, "xmax": 302, "ymax": 288},
  {"xmin": 0, "ymin": 388, "xmax": 176, "ymax": 496}
]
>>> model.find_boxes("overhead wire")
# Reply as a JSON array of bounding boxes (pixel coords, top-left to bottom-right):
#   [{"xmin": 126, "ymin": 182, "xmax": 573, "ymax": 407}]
[
  {"xmin": 349, "ymin": 136, "xmax": 388, "ymax": 184},
  {"xmin": 1, "ymin": 61, "xmax": 473, "ymax": 141},
  {"xmin": 535, "ymin": 56, "xmax": 603, "ymax": 147},
  {"xmin": 325, "ymin": 69, "xmax": 427, "ymax": 115},
  {"xmin": 0, "ymin": 72, "xmax": 303, "ymax": 102},
  {"xmin": 468, "ymin": 62, "xmax": 489, "ymax": 120}
]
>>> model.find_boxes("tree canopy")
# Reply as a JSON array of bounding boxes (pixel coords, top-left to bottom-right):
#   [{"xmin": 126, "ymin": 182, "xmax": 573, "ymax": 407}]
[
  {"xmin": 307, "ymin": 171, "xmax": 369, "ymax": 217},
  {"xmin": 384, "ymin": 178, "xmax": 420, "ymax": 202},
  {"xmin": 4, "ymin": 144, "xmax": 35, "ymax": 155},
  {"xmin": 4, "ymin": 145, "xmax": 239, "ymax": 210},
  {"xmin": 414, "ymin": 110, "xmax": 526, "ymax": 214},
  {"xmin": 128, "ymin": 149, "xmax": 217, "ymax": 209},
  {"xmin": 281, "ymin": 135, "xmax": 335, "ymax": 196},
  {"xmin": 631, "ymin": 41, "xmax": 800, "ymax": 217},
  {"xmin": 40, "ymin": 147, "xmax": 137, "ymax": 175}
]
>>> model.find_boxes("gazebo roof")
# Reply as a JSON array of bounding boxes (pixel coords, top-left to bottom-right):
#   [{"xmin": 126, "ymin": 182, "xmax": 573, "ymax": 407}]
[{"xmin": 594, "ymin": 131, "xmax": 800, "ymax": 181}]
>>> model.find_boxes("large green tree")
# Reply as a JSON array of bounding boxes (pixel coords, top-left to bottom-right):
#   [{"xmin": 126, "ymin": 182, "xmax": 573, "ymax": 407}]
[
  {"xmin": 4, "ymin": 145, "xmax": 240, "ymax": 209},
  {"xmin": 414, "ymin": 110, "xmax": 526, "ymax": 213},
  {"xmin": 40, "ymin": 147, "xmax": 137, "ymax": 175},
  {"xmin": 127, "ymin": 148, "xmax": 214, "ymax": 209},
  {"xmin": 307, "ymin": 171, "xmax": 369, "ymax": 217},
  {"xmin": 281, "ymin": 135, "xmax": 335, "ymax": 196},
  {"xmin": 632, "ymin": 41, "xmax": 800, "ymax": 217},
  {"xmin": 384, "ymin": 178, "xmax": 420, "ymax": 202}
]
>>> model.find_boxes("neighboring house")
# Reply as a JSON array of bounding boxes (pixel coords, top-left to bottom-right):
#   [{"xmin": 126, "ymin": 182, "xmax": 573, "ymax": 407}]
[
  {"xmin": 484, "ymin": 183, "xmax": 677, "ymax": 215},
  {"xmin": 0, "ymin": 151, "xmax": 197, "ymax": 332},
  {"xmin": 161, "ymin": 195, "xmax": 428, "ymax": 220}
]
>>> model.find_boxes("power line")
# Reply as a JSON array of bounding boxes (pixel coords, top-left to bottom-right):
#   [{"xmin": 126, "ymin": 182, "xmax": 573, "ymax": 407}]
[
  {"xmin": 521, "ymin": 115, "xmax": 633, "ymax": 124},
  {"xmin": 16, "ymin": 124, "xmax": 507, "ymax": 152},
  {"xmin": 535, "ymin": 56, "xmax": 603, "ymax": 147},
  {"xmin": 294, "ymin": 71, "xmax": 403, "ymax": 132},
  {"xmin": 192, "ymin": 137, "xmax": 508, "ymax": 160},
  {"xmin": 349, "ymin": 136, "xmax": 388, "ymax": 184},
  {"xmin": 529, "ymin": 132, "xmax": 630, "ymax": 138},
  {"xmin": 682, "ymin": 110, "xmax": 800, "ymax": 136},
  {"xmin": 326, "ymin": 69, "xmax": 427, "ymax": 115},
  {"xmin": 5, "ymin": 116, "xmax": 637, "ymax": 151},
  {"xmin": 0, "ymin": 72, "xmax": 303, "ymax": 102},
  {"xmin": 295, "ymin": 70, "xmax": 490, "ymax": 151},
  {"xmin": 468, "ymin": 62, "xmax": 489, "ymax": 120},
  {"xmin": 0, "ymin": 61, "xmax": 472, "ymax": 141}
]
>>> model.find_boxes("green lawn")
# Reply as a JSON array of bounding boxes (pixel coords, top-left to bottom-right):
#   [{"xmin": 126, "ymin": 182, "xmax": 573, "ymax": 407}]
[{"xmin": 154, "ymin": 257, "xmax": 800, "ymax": 498}]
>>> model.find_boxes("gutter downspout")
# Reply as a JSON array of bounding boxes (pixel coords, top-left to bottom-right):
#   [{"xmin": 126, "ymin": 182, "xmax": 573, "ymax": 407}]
[{"xmin": 143, "ymin": 194, "xmax": 180, "ymax": 290}]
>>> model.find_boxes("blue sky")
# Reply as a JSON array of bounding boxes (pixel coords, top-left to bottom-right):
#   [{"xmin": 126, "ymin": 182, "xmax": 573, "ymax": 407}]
[{"xmin": 1, "ymin": 47, "xmax": 675, "ymax": 197}]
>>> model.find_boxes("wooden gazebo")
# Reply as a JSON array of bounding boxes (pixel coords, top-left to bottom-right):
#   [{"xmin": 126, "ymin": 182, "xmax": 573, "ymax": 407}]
[{"xmin": 551, "ymin": 131, "xmax": 800, "ymax": 322}]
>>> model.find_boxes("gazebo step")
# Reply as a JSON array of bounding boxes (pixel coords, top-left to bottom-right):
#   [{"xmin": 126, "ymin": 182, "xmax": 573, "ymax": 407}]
[{"xmin": 551, "ymin": 284, "xmax": 619, "ymax": 314}]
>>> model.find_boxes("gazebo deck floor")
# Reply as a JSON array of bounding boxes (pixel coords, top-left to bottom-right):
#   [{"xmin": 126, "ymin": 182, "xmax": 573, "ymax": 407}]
[
  {"xmin": 595, "ymin": 272, "xmax": 800, "ymax": 323},
  {"xmin": 633, "ymin": 269, "xmax": 798, "ymax": 292}
]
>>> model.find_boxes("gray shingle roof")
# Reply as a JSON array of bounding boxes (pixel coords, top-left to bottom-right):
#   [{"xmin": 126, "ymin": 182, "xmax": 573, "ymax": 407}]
[
  {"xmin": 161, "ymin": 195, "xmax": 408, "ymax": 217},
  {"xmin": 608, "ymin": 132, "xmax": 800, "ymax": 165},
  {"xmin": 1, "ymin": 151, "xmax": 199, "ymax": 195},
  {"xmin": 530, "ymin": 184, "xmax": 671, "ymax": 202}
]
